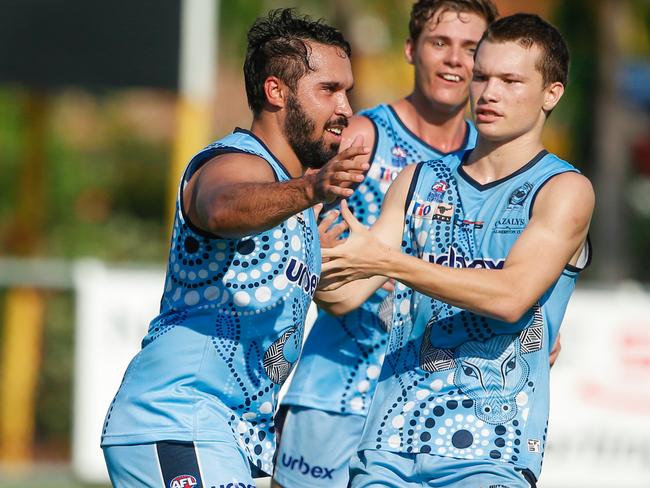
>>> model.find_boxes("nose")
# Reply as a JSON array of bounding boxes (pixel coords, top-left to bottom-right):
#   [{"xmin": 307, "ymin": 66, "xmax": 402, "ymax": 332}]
[
  {"xmin": 478, "ymin": 77, "xmax": 500, "ymax": 104},
  {"xmin": 443, "ymin": 45, "xmax": 462, "ymax": 68},
  {"xmin": 336, "ymin": 92, "xmax": 353, "ymax": 119}
]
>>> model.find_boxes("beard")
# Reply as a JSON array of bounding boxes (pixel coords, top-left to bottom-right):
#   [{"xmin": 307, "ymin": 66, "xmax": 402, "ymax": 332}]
[{"xmin": 284, "ymin": 93, "xmax": 347, "ymax": 169}]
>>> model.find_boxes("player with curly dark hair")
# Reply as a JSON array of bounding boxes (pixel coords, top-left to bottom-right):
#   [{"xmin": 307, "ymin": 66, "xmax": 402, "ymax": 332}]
[{"xmin": 101, "ymin": 9, "xmax": 366, "ymax": 487}]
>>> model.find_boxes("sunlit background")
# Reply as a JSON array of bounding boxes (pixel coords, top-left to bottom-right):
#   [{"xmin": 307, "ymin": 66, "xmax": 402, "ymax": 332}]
[{"xmin": 0, "ymin": 1, "xmax": 648, "ymax": 487}]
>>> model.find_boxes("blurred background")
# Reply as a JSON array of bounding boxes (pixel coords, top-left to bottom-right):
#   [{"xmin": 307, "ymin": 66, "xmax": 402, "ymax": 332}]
[{"xmin": 0, "ymin": 0, "xmax": 648, "ymax": 487}]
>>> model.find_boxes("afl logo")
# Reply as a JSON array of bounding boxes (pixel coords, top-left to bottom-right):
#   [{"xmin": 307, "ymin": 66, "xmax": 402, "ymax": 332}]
[
  {"xmin": 170, "ymin": 475, "xmax": 198, "ymax": 488},
  {"xmin": 431, "ymin": 180, "xmax": 448, "ymax": 193},
  {"xmin": 391, "ymin": 145, "xmax": 408, "ymax": 167}
]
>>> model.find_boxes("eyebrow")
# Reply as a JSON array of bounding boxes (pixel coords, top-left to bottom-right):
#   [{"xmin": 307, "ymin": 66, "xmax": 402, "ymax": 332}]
[
  {"xmin": 320, "ymin": 81, "xmax": 354, "ymax": 91},
  {"xmin": 473, "ymin": 69, "xmax": 526, "ymax": 79},
  {"xmin": 422, "ymin": 34, "xmax": 479, "ymax": 46}
]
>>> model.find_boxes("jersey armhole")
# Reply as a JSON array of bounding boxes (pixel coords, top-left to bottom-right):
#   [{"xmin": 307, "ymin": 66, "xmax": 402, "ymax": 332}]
[
  {"xmin": 179, "ymin": 147, "xmax": 279, "ymax": 239},
  {"xmin": 565, "ymin": 233, "xmax": 592, "ymax": 273},
  {"xmin": 404, "ymin": 162, "xmax": 425, "ymax": 215},
  {"xmin": 363, "ymin": 114, "xmax": 380, "ymax": 168}
]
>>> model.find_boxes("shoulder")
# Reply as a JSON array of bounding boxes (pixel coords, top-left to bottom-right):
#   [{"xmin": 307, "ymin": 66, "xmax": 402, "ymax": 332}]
[
  {"xmin": 532, "ymin": 171, "xmax": 594, "ymax": 223},
  {"xmin": 391, "ymin": 163, "xmax": 420, "ymax": 193},
  {"xmin": 197, "ymin": 151, "xmax": 277, "ymax": 185},
  {"xmin": 537, "ymin": 171, "xmax": 594, "ymax": 205},
  {"xmin": 341, "ymin": 114, "xmax": 377, "ymax": 148}
]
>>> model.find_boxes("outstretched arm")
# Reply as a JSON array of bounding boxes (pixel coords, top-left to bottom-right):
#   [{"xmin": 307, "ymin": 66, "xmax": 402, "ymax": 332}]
[
  {"xmin": 322, "ymin": 172, "xmax": 594, "ymax": 322},
  {"xmin": 184, "ymin": 137, "xmax": 369, "ymax": 238},
  {"xmin": 315, "ymin": 164, "xmax": 418, "ymax": 314}
]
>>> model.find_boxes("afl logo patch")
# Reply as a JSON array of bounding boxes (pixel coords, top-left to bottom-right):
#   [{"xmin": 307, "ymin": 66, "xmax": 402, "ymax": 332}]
[
  {"xmin": 391, "ymin": 145, "xmax": 408, "ymax": 167},
  {"xmin": 170, "ymin": 475, "xmax": 198, "ymax": 488}
]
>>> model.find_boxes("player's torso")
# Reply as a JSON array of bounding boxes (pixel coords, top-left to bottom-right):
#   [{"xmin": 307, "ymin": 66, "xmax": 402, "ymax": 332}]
[
  {"xmin": 283, "ymin": 104, "xmax": 476, "ymax": 416},
  {"xmin": 362, "ymin": 150, "xmax": 580, "ymax": 478},
  {"xmin": 102, "ymin": 129, "xmax": 320, "ymax": 475}
]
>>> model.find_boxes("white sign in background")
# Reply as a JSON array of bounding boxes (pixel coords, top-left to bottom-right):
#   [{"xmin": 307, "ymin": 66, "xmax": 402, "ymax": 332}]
[
  {"xmin": 71, "ymin": 260, "xmax": 316, "ymax": 485},
  {"xmin": 542, "ymin": 286, "xmax": 650, "ymax": 488},
  {"xmin": 72, "ymin": 260, "xmax": 165, "ymax": 484},
  {"xmin": 72, "ymin": 264, "xmax": 650, "ymax": 487}
]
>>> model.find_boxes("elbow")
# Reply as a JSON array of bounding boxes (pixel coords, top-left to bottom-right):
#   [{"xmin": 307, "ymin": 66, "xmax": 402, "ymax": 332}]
[
  {"xmin": 489, "ymin": 297, "xmax": 531, "ymax": 324},
  {"xmin": 205, "ymin": 209, "xmax": 248, "ymax": 239},
  {"xmin": 314, "ymin": 295, "xmax": 359, "ymax": 316}
]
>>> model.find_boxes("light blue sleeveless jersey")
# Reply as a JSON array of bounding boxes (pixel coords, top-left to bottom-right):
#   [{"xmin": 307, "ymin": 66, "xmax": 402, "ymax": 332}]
[
  {"xmin": 101, "ymin": 129, "xmax": 321, "ymax": 476},
  {"xmin": 282, "ymin": 104, "xmax": 476, "ymax": 415},
  {"xmin": 358, "ymin": 150, "xmax": 587, "ymax": 480}
]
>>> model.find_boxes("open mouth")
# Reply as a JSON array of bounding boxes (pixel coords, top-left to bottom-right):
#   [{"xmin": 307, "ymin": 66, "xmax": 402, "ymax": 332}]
[
  {"xmin": 439, "ymin": 73, "xmax": 462, "ymax": 83},
  {"xmin": 326, "ymin": 127, "xmax": 343, "ymax": 136}
]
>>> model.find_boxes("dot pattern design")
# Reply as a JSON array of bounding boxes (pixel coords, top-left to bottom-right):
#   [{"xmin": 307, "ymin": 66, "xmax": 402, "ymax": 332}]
[
  {"xmin": 132, "ymin": 134, "xmax": 320, "ymax": 476},
  {"xmin": 363, "ymin": 152, "xmax": 580, "ymax": 480},
  {"xmin": 287, "ymin": 104, "xmax": 474, "ymax": 415}
]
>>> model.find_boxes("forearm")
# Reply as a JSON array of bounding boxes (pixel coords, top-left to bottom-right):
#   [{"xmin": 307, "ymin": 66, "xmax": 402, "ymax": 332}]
[
  {"xmin": 200, "ymin": 178, "xmax": 313, "ymax": 238},
  {"xmin": 315, "ymin": 275, "xmax": 388, "ymax": 315},
  {"xmin": 381, "ymin": 249, "xmax": 529, "ymax": 322}
]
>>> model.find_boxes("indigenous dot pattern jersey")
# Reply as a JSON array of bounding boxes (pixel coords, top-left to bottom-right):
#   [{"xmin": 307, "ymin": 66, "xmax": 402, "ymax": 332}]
[
  {"xmin": 359, "ymin": 150, "xmax": 588, "ymax": 480},
  {"xmin": 101, "ymin": 128, "xmax": 321, "ymax": 476},
  {"xmin": 282, "ymin": 104, "xmax": 477, "ymax": 415}
]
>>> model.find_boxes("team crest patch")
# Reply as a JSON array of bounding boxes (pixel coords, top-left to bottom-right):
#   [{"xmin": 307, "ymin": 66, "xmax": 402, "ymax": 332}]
[{"xmin": 508, "ymin": 182, "xmax": 533, "ymax": 206}]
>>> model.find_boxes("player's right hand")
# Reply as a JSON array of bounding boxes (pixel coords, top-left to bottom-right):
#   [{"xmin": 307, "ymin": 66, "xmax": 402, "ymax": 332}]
[{"xmin": 305, "ymin": 135, "xmax": 369, "ymax": 204}]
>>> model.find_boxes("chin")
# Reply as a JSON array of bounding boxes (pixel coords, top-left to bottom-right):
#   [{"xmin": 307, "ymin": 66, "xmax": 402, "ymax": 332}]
[{"xmin": 429, "ymin": 93, "xmax": 468, "ymax": 112}]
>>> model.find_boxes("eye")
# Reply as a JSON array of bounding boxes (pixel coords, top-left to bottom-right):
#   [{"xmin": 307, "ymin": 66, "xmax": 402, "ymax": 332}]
[
  {"xmin": 433, "ymin": 39, "xmax": 445, "ymax": 48},
  {"xmin": 472, "ymin": 74, "xmax": 486, "ymax": 82},
  {"xmin": 463, "ymin": 365, "xmax": 478, "ymax": 378},
  {"xmin": 504, "ymin": 357, "xmax": 516, "ymax": 375}
]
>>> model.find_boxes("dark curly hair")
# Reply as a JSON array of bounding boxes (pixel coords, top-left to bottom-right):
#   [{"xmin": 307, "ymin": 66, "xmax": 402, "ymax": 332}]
[
  {"xmin": 244, "ymin": 8, "xmax": 351, "ymax": 116},
  {"xmin": 409, "ymin": 0, "xmax": 498, "ymax": 42}
]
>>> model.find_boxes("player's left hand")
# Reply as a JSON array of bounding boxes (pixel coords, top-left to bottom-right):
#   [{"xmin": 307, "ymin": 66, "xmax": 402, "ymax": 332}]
[
  {"xmin": 320, "ymin": 200, "xmax": 388, "ymax": 290},
  {"xmin": 313, "ymin": 203, "xmax": 348, "ymax": 250}
]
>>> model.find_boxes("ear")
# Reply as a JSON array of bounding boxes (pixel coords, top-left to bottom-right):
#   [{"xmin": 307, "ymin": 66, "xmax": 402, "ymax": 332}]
[
  {"xmin": 263, "ymin": 76, "xmax": 289, "ymax": 110},
  {"xmin": 542, "ymin": 81, "xmax": 564, "ymax": 112},
  {"xmin": 404, "ymin": 38, "xmax": 415, "ymax": 65}
]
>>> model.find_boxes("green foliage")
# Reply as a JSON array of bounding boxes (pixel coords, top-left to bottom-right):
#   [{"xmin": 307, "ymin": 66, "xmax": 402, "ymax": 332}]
[{"xmin": 34, "ymin": 292, "xmax": 75, "ymax": 455}]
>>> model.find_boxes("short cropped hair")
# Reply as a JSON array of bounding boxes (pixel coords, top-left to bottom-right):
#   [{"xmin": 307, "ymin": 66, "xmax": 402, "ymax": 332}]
[
  {"xmin": 478, "ymin": 13, "xmax": 570, "ymax": 87},
  {"xmin": 244, "ymin": 8, "xmax": 351, "ymax": 116},
  {"xmin": 408, "ymin": 0, "xmax": 499, "ymax": 42}
]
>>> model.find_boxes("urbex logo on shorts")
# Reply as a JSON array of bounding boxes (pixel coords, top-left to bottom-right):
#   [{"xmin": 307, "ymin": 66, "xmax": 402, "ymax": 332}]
[
  {"xmin": 170, "ymin": 475, "xmax": 197, "ymax": 488},
  {"xmin": 285, "ymin": 258, "xmax": 318, "ymax": 296},
  {"xmin": 281, "ymin": 454, "xmax": 334, "ymax": 479}
]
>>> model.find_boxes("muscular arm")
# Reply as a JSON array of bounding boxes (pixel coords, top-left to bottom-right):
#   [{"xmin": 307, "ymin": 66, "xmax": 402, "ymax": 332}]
[
  {"xmin": 184, "ymin": 142, "xmax": 369, "ymax": 238},
  {"xmin": 322, "ymin": 171, "xmax": 594, "ymax": 321}
]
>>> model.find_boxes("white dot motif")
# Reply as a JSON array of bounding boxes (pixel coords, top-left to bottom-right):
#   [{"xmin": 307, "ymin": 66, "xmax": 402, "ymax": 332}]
[
  {"xmin": 255, "ymin": 287, "xmax": 272, "ymax": 303},
  {"xmin": 184, "ymin": 291, "xmax": 200, "ymax": 306},
  {"xmin": 234, "ymin": 291, "xmax": 250, "ymax": 306}
]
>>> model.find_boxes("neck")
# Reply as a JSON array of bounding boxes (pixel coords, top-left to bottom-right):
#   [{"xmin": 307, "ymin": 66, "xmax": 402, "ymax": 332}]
[
  {"xmin": 250, "ymin": 115, "xmax": 304, "ymax": 178},
  {"xmin": 466, "ymin": 129, "xmax": 545, "ymax": 184},
  {"xmin": 391, "ymin": 90, "xmax": 468, "ymax": 153}
]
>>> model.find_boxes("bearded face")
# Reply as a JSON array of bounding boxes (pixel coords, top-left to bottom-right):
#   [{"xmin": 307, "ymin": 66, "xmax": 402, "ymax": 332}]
[{"xmin": 283, "ymin": 92, "xmax": 348, "ymax": 169}]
